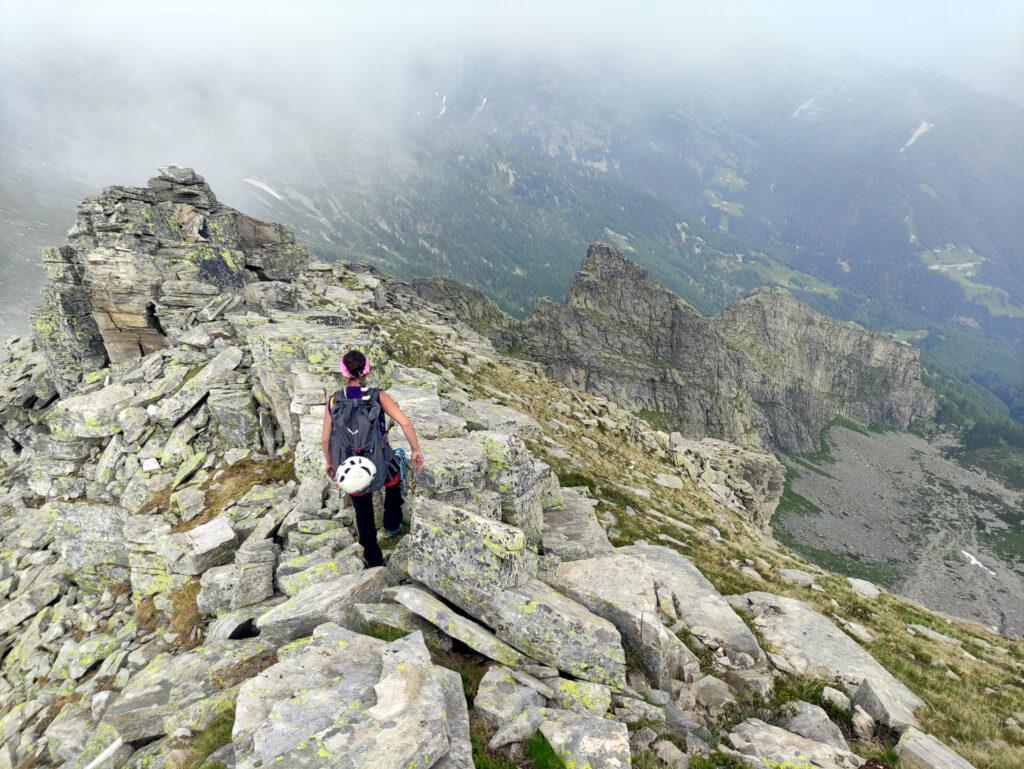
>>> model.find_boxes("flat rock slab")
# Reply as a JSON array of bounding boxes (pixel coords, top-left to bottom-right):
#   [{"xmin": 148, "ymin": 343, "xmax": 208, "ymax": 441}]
[
  {"xmin": 729, "ymin": 592, "xmax": 923, "ymax": 730},
  {"xmin": 393, "ymin": 585, "xmax": 522, "ymax": 667},
  {"xmin": 549, "ymin": 678, "xmax": 613, "ymax": 716},
  {"xmin": 388, "ymin": 383, "xmax": 467, "ymax": 439},
  {"xmin": 435, "ymin": 666, "xmax": 474, "ymax": 769},
  {"xmin": 540, "ymin": 708, "xmax": 631, "ymax": 769},
  {"xmin": 728, "ymin": 718, "xmax": 862, "ymax": 768},
  {"xmin": 620, "ymin": 544, "xmax": 765, "ymax": 668},
  {"xmin": 48, "ymin": 383, "xmax": 135, "ymax": 437},
  {"xmin": 785, "ymin": 700, "xmax": 849, "ymax": 751},
  {"xmin": 256, "ymin": 568, "xmax": 390, "ymax": 641},
  {"xmin": 541, "ymin": 488, "xmax": 612, "ymax": 561},
  {"xmin": 105, "ymin": 638, "xmax": 277, "ymax": 742},
  {"xmin": 158, "ymin": 515, "xmax": 238, "ymax": 576},
  {"xmin": 553, "ymin": 553, "xmax": 699, "ymax": 688},
  {"xmin": 406, "ymin": 499, "xmax": 626, "ymax": 688},
  {"xmin": 464, "ymin": 399, "xmax": 541, "ymax": 440},
  {"xmin": 897, "ymin": 728, "xmax": 977, "ymax": 769},
  {"xmin": 157, "ymin": 346, "xmax": 243, "ymax": 426},
  {"xmin": 233, "ymin": 626, "xmax": 453, "ymax": 769}
]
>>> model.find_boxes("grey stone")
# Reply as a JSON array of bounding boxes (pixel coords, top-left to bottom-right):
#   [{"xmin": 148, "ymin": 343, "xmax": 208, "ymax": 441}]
[
  {"xmin": 784, "ymin": 700, "xmax": 849, "ymax": 750},
  {"xmin": 156, "ymin": 346, "xmax": 243, "ymax": 427},
  {"xmin": 392, "ymin": 585, "xmax": 522, "ymax": 667},
  {"xmin": 727, "ymin": 718, "xmax": 863, "ymax": 769},
  {"xmin": 255, "ymin": 567, "xmax": 390, "ymax": 641},
  {"xmin": 540, "ymin": 708, "xmax": 631, "ymax": 769},
  {"xmin": 541, "ymin": 488, "xmax": 613, "ymax": 561},
  {"xmin": 52, "ymin": 502, "xmax": 130, "ymax": 591},
  {"xmin": 475, "ymin": 667, "xmax": 545, "ymax": 727},
  {"xmin": 848, "ymin": 577, "xmax": 881, "ymax": 599},
  {"xmin": 47, "ymin": 384, "xmax": 134, "ymax": 438},
  {"xmin": 232, "ymin": 626, "xmax": 451, "ymax": 769},
  {"xmin": 896, "ymin": 728, "xmax": 977, "ymax": 769},
  {"xmin": 729, "ymin": 592, "xmax": 923, "ymax": 728},
  {"xmin": 157, "ymin": 516, "xmax": 238, "ymax": 575},
  {"xmin": 552, "ymin": 553, "xmax": 699, "ymax": 688},
  {"xmin": 487, "ymin": 708, "xmax": 544, "ymax": 750},
  {"xmin": 619, "ymin": 543, "xmax": 765, "ymax": 668},
  {"xmin": 104, "ymin": 638, "xmax": 276, "ymax": 742}
]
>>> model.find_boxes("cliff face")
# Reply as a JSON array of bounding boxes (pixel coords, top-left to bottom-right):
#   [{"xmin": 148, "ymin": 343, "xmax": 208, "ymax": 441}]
[
  {"xmin": 514, "ymin": 244, "xmax": 936, "ymax": 452},
  {"xmin": 31, "ymin": 166, "xmax": 307, "ymax": 394}
]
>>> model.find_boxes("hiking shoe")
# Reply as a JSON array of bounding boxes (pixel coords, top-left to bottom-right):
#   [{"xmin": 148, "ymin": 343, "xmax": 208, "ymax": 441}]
[{"xmin": 382, "ymin": 523, "xmax": 408, "ymax": 540}]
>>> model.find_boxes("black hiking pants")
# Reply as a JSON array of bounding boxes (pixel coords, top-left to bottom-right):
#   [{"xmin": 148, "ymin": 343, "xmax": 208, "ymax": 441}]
[{"xmin": 351, "ymin": 484, "xmax": 403, "ymax": 568}]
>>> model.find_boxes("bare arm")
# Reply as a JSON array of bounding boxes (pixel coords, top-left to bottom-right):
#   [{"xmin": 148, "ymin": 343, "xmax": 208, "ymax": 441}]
[
  {"xmin": 380, "ymin": 391, "xmax": 425, "ymax": 471},
  {"xmin": 322, "ymin": 405, "xmax": 334, "ymax": 477}
]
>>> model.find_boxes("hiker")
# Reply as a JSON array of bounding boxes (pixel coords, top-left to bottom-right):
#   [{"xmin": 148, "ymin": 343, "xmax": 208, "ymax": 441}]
[{"xmin": 322, "ymin": 349, "xmax": 425, "ymax": 567}]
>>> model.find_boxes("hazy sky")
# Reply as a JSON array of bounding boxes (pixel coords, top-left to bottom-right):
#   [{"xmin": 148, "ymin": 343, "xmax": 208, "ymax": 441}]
[{"xmin": 3, "ymin": 0, "xmax": 1022, "ymax": 103}]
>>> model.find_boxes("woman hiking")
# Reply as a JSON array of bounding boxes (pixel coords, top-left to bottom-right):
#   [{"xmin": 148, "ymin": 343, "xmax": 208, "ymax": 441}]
[{"xmin": 322, "ymin": 349, "xmax": 425, "ymax": 567}]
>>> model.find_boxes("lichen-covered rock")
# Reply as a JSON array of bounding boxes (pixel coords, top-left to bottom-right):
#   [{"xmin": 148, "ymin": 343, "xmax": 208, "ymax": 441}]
[
  {"xmin": 549, "ymin": 677, "xmax": 613, "ymax": 715},
  {"xmin": 103, "ymin": 637, "xmax": 277, "ymax": 742},
  {"xmin": 52, "ymin": 502, "xmax": 130, "ymax": 591},
  {"xmin": 157, "ymin": 516, "xmax": 238, "ymax": 576},
  {"xmin": 540, "ymin": 708, "xmax": 632, "ymax": 769},
  {"xmin": 33, "ymin": 166, "xmax": 308, "ymax": 377},
  {"xmin": 464, "ymin": 399, "xmax": 541, "ymax": 440},
  {"xmin": 233, "ymin": 626, "xmax": 454, "ymax": 769},
  {"xmin": 208, "ymin": 386, "xmax": 260, "ymax": 447},
  {"xmin": 47, "ymin": 384, "xmax": 134, "ymax": 437},
  {"xmin": 552, "ymin": 553, "xmax": 700, "ymax": 687},
  {"xmin": 392, "ymin": 584, "xmax": 522, "ymax": 667},
  {"xmin": 729, "ymin": 592, "xmax": 923, "ymax": 729},
  {"xmin": 475, "ymin": 667, "xmax": 545, "ymax": 727},
  {"xmin": 726, "ymin": 718, "xmax": 863, "ymax": 768},
  {"xmin": 619, "ymin": 543, "xmax": 765, "ymax": 668},
  {"xmin": 156, "ymin": 346, "xmax": 243, "ymax": 427},
  {"xmin": 255, "ymin": 567, "xmax": 391, "ymax": 641}
]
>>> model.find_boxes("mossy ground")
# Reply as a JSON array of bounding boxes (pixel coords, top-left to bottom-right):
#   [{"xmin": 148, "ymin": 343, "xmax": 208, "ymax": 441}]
[{"xmin": 376, "ymin": 320, "xmax": 1024, "ymax": 769}]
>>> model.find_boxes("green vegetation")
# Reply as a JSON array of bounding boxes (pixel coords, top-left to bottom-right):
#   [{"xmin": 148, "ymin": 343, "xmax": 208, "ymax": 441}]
[
  {"xmin": 524, "ymin": 733, "xmax": 565, "ymax": 768},
  {"xmin": 176, "ymin": 708, "xmax": 235, "ymax": 769},
  {"xmin": 920, "ymin": 245, "xmax": 1024, "ymax": 318},
  {"xmin": 689, "ymin": 753, "xmax": 751, "ymax": 769}
]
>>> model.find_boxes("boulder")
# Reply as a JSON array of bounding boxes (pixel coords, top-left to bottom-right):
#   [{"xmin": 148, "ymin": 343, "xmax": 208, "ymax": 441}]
[
  {"xmin": 464, "ymin": 399, "xmax": 541, "ymax": 440},
  {"xmin": 104, "ymin": 638, "xmax": 276, "ymax": 742},
  {"xmin": 784, "ymin": 700, "xmax": 849, "ymax": 750},
  {"xmin": 47, "ymin": 384, "xmax": 134, "ymax": 437},
  {"xmin": 619, "ymin": 543, "xmax": 765, "ymax": 668},
  {"xmin": 848, "ymin": 578, "xmax": 881, "ymax": 599},
  {"xmin": 540, "ymin": 708, "xmax": 632, "ymax": 769},
  {"xmin": 232, "ymin": 625, "xmax": 454, "ymax": 769},
  {"xmin": 729, "ymin": 592, "xmax": 923, "ymax": 728},
  {"xmin": 475, "ymin": 667, "xmax": 545, "ymax": 727},
  {"xmin": 255, "ymin": 567, "xmax": 390, "ymax": 641},
  {"xmin": 541, "ymin": 488, "xmax": 613, "ymax": 561},
  {"xmin": 896, "ymin": 728, "xmax": 977, "ymax": 769},
  {"xmin": 392, "ymin": 585, "xmax": 522, "ymax": 667},
  {"xmin": 156, "ymin": 346, "xmax": 243, "ymax": 427},
  {"xmin": 727, "ymin": 718, "xmax": 863, "ymax": 769},
  {"xmin": 548, "ymin": 678, "xmax": 613, "ymax": 716},
  {"xmin": 52, "ymin": 502, "xmax": 130, "ymax": 591},
  {"xmin": 157, "ymin": 516, "xmax": 238, "ymax": 576},
  {"xmin": 553, "ymin": 553, "xmax": 700, "ymax": 687}
]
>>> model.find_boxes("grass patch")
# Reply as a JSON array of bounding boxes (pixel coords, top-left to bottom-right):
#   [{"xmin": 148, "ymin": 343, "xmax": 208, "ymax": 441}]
[
  {"xmin": 689, "ymin": 753, "xmax": 751, "ymax": 769},
  {"xmin": 175, "ymin": 707, "xmax": 235, "ymax": 769},
  {"xmin": 171, "ymin": 453, "xmax": 297, "ymax": 533},
  {"xmin": 524, "ymin": 732, "xmax": 565, "ymax": 768},
  {"xmin": 359, "ymin": 623, "xmax": 408, "ymax": 643},
  {"xmin": 430, "ymin": 647, "xmax": 489, "ymax": 703},
  {"xmin": 168, "ymin": 580, "xmax": 203, "ymax": 649}
]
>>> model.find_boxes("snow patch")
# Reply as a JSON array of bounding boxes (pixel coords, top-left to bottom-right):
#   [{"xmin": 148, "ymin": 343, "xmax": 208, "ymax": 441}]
[
  {"xmin": 242, "ymin": 178, "xmax": 283, "ymax": 200},
  {"xmin": 961, "ymin": 550, "xmax": 996, "ymax": 576},
  {"xmin": 437, "ymin": 94, "xmax": 447, "ymax": 119},
  {"xmin": 900, "ymin": 121, "xmax": 934, "ymax": 152},
  {"xmin": 475, "ymin": 96, "xmax": 488, "ymax": 115},
  {"xmin": 792, "ymin": 97, "xmax": 817, "ymax": 118}
]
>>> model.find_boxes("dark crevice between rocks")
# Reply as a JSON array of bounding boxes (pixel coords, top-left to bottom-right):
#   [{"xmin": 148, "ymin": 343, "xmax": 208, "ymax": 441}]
[{"xmin": 227, "ymin": 618, "xmax": 261, "ymax": 640}]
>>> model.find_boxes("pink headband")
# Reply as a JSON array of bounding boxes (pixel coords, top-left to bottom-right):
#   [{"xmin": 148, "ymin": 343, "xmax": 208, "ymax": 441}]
[{"xmin": 339, "ymin": 354, "xmax": 370, "ymax": 378}]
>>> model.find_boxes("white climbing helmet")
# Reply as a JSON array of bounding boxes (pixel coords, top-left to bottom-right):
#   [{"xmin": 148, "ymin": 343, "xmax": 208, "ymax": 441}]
[{"xmin": 335, "ymin": 456, "xmax": 377, "ymax": 494}]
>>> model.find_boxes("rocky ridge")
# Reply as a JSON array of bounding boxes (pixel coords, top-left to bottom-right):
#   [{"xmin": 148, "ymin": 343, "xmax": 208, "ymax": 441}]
[
  {"xmin": 0, "ymin": 170, "xmax": 1018, "ymax": 769},
  {"xmin": 504, "ymin": 243, "xmax": 936, "ymax": 452}
]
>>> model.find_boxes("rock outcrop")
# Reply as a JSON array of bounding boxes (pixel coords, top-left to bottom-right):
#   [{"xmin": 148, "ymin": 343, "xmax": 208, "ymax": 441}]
[
  {"xmin": 0, "ymin": 170, "xmax": 993, "ymax": 769},
  {"xmin": 510, "ymin": 243, "xmax": 935, "ymax": 452},
  {"xmin": 32, "ymin": 165, "xmax": 307, "ymax": 393}
]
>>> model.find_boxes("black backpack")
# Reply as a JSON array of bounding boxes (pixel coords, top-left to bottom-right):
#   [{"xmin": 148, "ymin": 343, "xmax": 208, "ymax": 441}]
[{"xmin": 327, "ymin": 387, "xmax": 396, "ymax": 494}]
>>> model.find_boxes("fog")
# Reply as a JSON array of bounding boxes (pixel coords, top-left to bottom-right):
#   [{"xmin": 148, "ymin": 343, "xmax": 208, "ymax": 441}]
[{"xmin": 0, "ymin": 0, "xmax": 1022, "ymax": 334}]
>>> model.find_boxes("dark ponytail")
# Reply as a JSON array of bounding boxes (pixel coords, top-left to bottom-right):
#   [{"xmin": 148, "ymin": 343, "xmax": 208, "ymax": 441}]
[{"xmin": 342, "ymin": 349, "xmax": 368, "ymax": 380}]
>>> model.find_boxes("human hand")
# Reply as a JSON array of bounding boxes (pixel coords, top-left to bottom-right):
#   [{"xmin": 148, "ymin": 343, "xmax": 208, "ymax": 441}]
[
  {"xmin": 326, "ymin": 463, "xmax": 336, "ymax": 481},
  {"xmin": 411, "ymin": 450, "xmax": 425, "ymax": 472}
]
